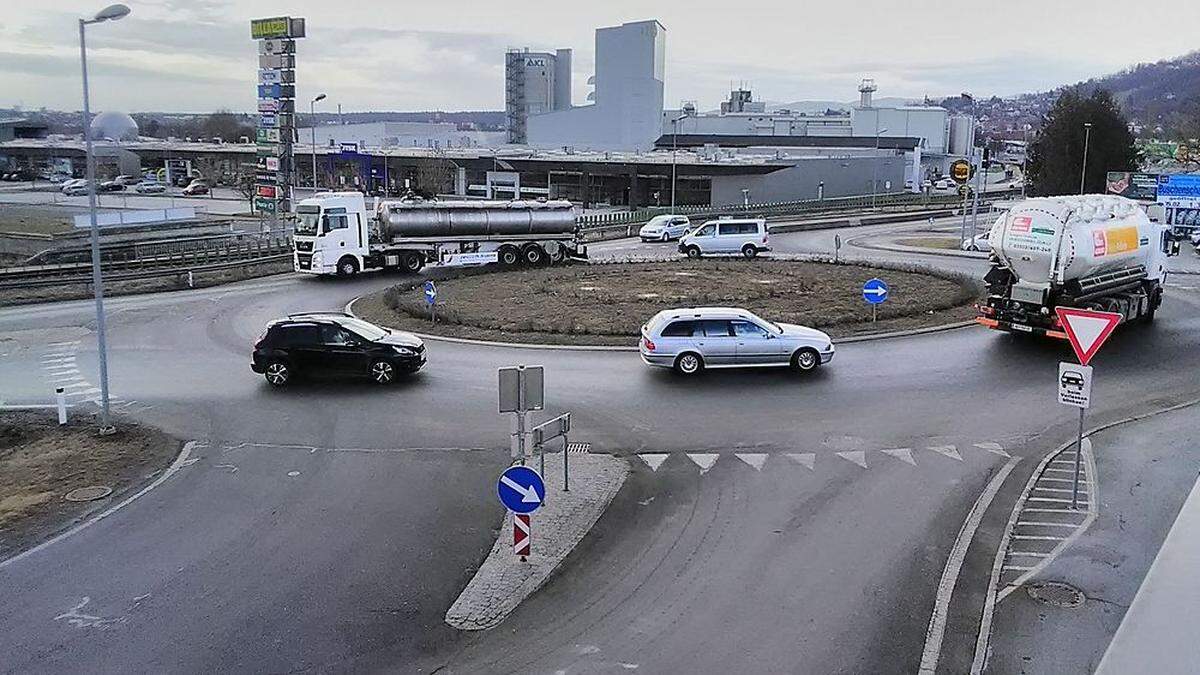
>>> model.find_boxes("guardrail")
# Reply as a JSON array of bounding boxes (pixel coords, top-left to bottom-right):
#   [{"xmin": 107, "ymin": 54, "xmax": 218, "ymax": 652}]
[
  {"xmin": 576, "ymin": 189, "xmax": 1021, "ymax": 229},
  {"xmin": 0, "ymin": 235, "xmax": 292, "ymax": 290}
]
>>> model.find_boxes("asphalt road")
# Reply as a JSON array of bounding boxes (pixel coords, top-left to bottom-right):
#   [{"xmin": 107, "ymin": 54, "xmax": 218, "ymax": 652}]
[{"xmin": 1, "ymin": 220, "xmax": 1197, "ymax": 673}]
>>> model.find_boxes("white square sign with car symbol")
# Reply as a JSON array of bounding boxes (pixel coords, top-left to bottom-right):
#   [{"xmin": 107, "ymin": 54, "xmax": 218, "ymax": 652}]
[{"xmin": 1058, "ymin": 362, "xmax": 1093, "ymax": 409}]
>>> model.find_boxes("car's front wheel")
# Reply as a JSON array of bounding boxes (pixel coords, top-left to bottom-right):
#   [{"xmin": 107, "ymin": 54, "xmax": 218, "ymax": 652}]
[
  {"xmin": 264, "ymin": 360, "xmax": 291, "ymax": 387},
  {"xmin": 791, "ymin": 348, "xmax": 820, "ymax": 372},
  {"xmin": 661, "ymin": 232, "xmax": 670, "ymax": 243},
  {"xmin": 674, "ymin": 352, "xmax": 704, "ymax": 375},
  {"xmin": 370, "ymin": 359, "xmax": 396, "ymax": 385},
  {"xmin": 685, "ymin": 246, "xmax": 702, "ymax": 259}
]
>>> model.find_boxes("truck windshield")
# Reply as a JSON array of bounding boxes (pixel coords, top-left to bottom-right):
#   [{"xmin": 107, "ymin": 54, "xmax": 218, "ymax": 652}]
[{"xmin": 295, "ymin": 206, "xmax": 320, "ymax": 236}]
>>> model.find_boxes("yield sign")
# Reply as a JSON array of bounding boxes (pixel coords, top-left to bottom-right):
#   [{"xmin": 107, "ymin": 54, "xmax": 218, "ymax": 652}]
[{"xmin": 1055, "ymin": 307, "xmax": 1122, "ymax": 366}]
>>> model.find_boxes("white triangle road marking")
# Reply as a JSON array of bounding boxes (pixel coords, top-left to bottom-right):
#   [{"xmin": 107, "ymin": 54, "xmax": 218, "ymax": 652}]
[
  {"xmin": 973, "ymin": 442, "xmax": 1011, "ymax": 458},
  {"xmin": 881, "ymin": 448, "xmax": 916, "ymax": 466},
  {"xmin": 785, "ymin": 452, "xmax": 815, "ymax": 470},
  {"xmin": 837, "ymin": 450, "xmax": 867, "ymax": 468},
  {"xmin": 928, "ymin": 445, "xmax": 963, "ymax": 461},
  {"xmin": 686, "ymin": 453, "xmax": 719, "ymax": 474},
  {"xmin": 735, "ymin": 452, "xmax": 768, "ymax": 471},
  {"xmin": 637, "ymin": 453, "xmax": 670, "ymax": 472}
]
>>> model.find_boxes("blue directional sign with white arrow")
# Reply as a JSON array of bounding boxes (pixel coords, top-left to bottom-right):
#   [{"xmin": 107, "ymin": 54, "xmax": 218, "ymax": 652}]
[
  {"xmin": 862, "ymin": 278, "xmax": 889, "ymax": 304},
  {"xmin": 496, "ymin": 466, "xmax": 545, "ymax": 514},
  {"xmin": 423, "ymin": 280, "xmax": 437, "ymax": 305}
]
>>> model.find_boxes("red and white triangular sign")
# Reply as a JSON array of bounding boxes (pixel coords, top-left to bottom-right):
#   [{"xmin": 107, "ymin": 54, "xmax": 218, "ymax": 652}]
[{"xmin": 1055, "ymin": 307, "xmax": 1122, "ymax": 366}]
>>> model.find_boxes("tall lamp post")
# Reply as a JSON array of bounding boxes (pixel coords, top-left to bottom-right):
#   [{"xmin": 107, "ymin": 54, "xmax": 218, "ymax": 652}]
[
  {"xmin": 79, "ymin": 3, "xmax": 130, "ymax": 434},
  {"xmin": 1079, "ymin": 122, "xmax": 1093, "ymax": 195},
  {"xmin": 871, "ymin": 126, "xmax": 888, "ymax": 209},
  {"xmin": 670, "ymin": 114, "xmax": 687, "ymax": 212},
  {"xmin": 311, "ymin": 93, "xmax": 326, "ymax": 192}
]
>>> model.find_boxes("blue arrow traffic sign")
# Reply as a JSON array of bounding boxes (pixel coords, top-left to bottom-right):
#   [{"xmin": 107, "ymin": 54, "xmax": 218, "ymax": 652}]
[
  {"xmin": 423, "ymin": 280, "xmax": 437, "ymax": 305},
  {"xmin": 862, "ymin": 278, "xmax": 889, "ymax": 304},
  {"xmin": 497, "ymin": 466, "xmax": 545, "ymax": 514}
]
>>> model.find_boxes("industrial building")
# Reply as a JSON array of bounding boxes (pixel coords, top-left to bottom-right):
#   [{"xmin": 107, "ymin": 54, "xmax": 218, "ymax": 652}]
[
  {"xmin": 299, "ymin": 121, "xmax": 505, "ymax": 151},
  {"xmin": 504, "ymin": 48, "xmax": 573, "ymax": 144},
  {"xmin": 520, "ymin": 20, "xmax": 666, "ymax": 151}
]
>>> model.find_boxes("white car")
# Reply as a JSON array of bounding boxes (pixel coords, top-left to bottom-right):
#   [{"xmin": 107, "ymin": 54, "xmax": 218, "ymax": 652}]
[
  {"xmin": 60, "ymin": 178, "xmax": 87, "ymax": 193},
  {"xmin": 962, "ymin": 231, "xmax": 992, "ymax": 252},
  {"xmin": 639, "ymin": 214, "xmax": 692, "ymax": 242},
  {"xmin": 678, "ymin": 218, "xmax": 770, "ymax": 258},
  {"xmin": 639, "ymin": 307, "xmax": 834, "ymax": 375},
  {"xmin": 135, "ymin": 180, "xmax": 167, "ymax": 194}
]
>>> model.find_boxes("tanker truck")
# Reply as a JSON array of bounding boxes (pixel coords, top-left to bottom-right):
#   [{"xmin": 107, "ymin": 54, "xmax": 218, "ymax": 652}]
[
  {"xmin": 291, "ymin": 191, "xmax": 585, "ymax": 277},
  {"xmin": 976, "ymin": 194, "xmax": 1181, "ymax": 338}
]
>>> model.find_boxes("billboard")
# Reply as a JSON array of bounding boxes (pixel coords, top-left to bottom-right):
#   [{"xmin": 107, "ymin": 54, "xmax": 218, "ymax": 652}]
[
  {"xmin": 1155, "ymin": 174, "xmax": 1200, "ymax": 231},
  {"xmin": 252, "ymin": 17, "xmax": 304, "ymax": 215},
  {"xmin": 1105, "ymin": 171, "xmax": 1159, "ymax": 200}
]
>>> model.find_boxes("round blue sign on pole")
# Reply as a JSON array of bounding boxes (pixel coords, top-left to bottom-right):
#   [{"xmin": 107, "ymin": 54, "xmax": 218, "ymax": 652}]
[
  {"xmin": 497, "ymin": 466, "xmax": 545, "ymax": 514},
  {"xmin": 862, "ymin": 278, "xmax": 889, "ymax": 304},
  {"xmin": 423, "ymin": 280, "xmax": 437, "ymax": 305}
]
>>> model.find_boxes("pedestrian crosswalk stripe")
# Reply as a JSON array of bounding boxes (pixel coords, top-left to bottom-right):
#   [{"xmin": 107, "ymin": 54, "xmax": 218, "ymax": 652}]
[
  {"xmin": 686, "ymin": 453, "xmax": 719, "ymax": 474},
  {"xmin": 785, "ymin": 452, "xmax": 815, "ymax": 470},
  {"xmin": 881, "ymin": 448, "xmax": 916, "ymax": 465},
  {"xmin": 637, "ymin": 453, "xmax": 670, "ymax": 472},
  {"xmin": 735, "ymin": 453, "xmax": 768, "ymax": 471},
  {"xmin": 928, "ymin": 445, "xmax": 963, "ymax": 461}
]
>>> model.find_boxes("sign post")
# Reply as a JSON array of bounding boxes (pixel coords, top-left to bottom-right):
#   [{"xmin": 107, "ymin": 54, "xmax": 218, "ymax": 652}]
[
  {"xmin": 950, "ymin": 158, "xmax": 973, "ymax": 247},
  {"xmin": 532, "ymin": 412, "xmax": 572, "ymax": 491},
  {"xmin": 1054, "ymin": 307, "xmax": 1122, "ymax": 509},
  {"xmin": 499, "ymin": 365, "xmax": 545, "ymax": 464},
  {"xmin": 423, "ymin": 280, "xmax": 437, "ymax": 323},
  {"xmin": 833, "ymin": 234, "xmax": 842, "ymax": 263},
  {"xmin": 497, "ymin": 465, "xmax": 545, "ymax": 562},
  {"xmin": 862, "ymin": 278, "xmax": 888, "ymax": 322}
]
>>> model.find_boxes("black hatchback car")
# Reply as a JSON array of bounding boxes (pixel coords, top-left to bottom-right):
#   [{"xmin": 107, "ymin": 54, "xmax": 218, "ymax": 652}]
[{"xmin": 251, "ymin": 312, "xmax": 425, "ymax": 386}]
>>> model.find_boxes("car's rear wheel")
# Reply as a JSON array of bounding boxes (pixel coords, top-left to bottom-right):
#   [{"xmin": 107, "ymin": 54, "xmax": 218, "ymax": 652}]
[
  {"xmin": 685, "ymin": 246, "xmax": 702, "ymax": 259},
  {"xmin": 791, "ymin": 348, "xmax": 820, "ymax": 372},
  {"xmin": 742, "ymin": 245, "xmax": 758, "ymax": 259},
  {"xmin": 370, "ymin": 360, "xmax": 396, "ymax": 385},
  {"xmin": 264, "ymin": 360, "xmax": 291, "ymax": 387},
  {"xmin": 674, "ymin": 352, "xmax": 704, "ymax": 375}
]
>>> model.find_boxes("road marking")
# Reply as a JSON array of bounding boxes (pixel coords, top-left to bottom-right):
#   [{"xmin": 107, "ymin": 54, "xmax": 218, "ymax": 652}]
[
  {"xmin": 734, "ymin": 452, "xmax": 768, "ymax": 471},
  {"xmin": 637, "ymin": 453, "xmax": 670, "ymax": 472},
  {"xmin": 785, "ymin": 452, "xmax": 815, "ymax": 470},
  {"xmin": 836, "ymin": 450, "xmax": 867, "ymax": 468},
  {"xmin": 918, "ymin": 455, "xmax": 1020, "ymax": 675},
  {"xmin": 1012, "ymin": 534, "xmax": 1067, "ymax": 541},
  {"xmin": 1037, "ymin": 476, "xmax": 1088, "ymax": 484},
  {"xmin": 928, "ymin": 445, "xmax": 963, "ymax": 461},
  {"xmin": 1007, "ymin": 551, "xmax": 1052, "ymax": 558},
  {"xmin": 1016, "ymin": 521, "xmax": 1080, "ymax": 528},
  {"xmin": 974, "ymin": 442, "xmax": 1011, "ymax": 458},
  {"xmin": 1033, "ymin": 486, "xmax": 1087, "ymax": 494},
  {"xmin": 1028, "ymin": 496, "xmax": 1084, "ymax": 504},
  {"xmin": 1001, "ymin": 565, "xmax": 1035, "ymax": 572},
  {"xmin": 881, "ymin": 448, "xmax": 916, "ymax": 465},
  {"xmin": 685, "ymin": 453, "xmax": 719, "ymax": 474}
]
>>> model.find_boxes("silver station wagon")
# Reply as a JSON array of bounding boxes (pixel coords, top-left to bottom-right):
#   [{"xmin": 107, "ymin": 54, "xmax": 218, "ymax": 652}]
[{"xmin": 639, "ymin": 307, "xmax": 835, "ymax": 375}]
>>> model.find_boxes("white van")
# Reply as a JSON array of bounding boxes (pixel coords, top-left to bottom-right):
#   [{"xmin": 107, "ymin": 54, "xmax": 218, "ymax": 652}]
[{"xmin": 678, "ymin": 218, "xmax": 769, "ymax": 258}]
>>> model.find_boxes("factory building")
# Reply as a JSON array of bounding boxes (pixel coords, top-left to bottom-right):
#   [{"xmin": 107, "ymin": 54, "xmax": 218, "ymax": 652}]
[
  {"xmin": 521, "ymin": 20, "xmax": 666, "ymax": 151},
  {"xmin": 299, "ymin": 121, "xmax": 505, "ymax": 150},
  {"xmin": 504, "ymin": 48, "xmax": 573, "ymax": 144}
]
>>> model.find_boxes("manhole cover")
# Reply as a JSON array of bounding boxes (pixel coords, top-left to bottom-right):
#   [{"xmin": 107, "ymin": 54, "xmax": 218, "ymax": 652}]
[
  {"xmin": 1026, "ymin": 581, "xmax": 1085, "ymax": 608},
  {"xmin": 64, "ymin": 485, "xmax": 113, "ymax": 502}
]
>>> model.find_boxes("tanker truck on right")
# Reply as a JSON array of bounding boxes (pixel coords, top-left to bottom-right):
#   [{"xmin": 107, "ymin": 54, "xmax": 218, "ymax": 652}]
[{"xmin": 976, "ymin": 194, "xmax": 1181, "ymax": 338}]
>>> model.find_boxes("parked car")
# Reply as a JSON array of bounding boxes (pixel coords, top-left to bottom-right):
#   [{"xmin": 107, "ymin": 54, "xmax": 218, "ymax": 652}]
[
  {"xmin": 135, "ymin": 180, "xmax": 166, "ymax": 194},
  {"xmin": 113, "ymin": 174, "xmax": 142, "ymax": 186},
  {"xmin": 62, "ymin": 180, "xmax": 92, "ymax": 196},
  {"xmin": 182, "ymin": 181, "xmax": 210, "ymax": 195},
  {"xmin": 639, "ymin": 214, "xmax": 692, "ymax": 242},
  {"xmin": 678, "ymin": 218, "xmax": 769, "ymax": 258},
  {"xmin": 98, "ymin": 180, "xmax": 124, "ymax": 192},
  {"xmin": 933, "ymin": 178, "xmax": 957, "ymax": 192},
  {"xmin": 962, "ymin": 231, "xmax": 992, "ymax": 252},
  {"xmin": 251, "ymin": 312, "xmax": 425, "ymax": 387},
  {"xmin": 639, "ymin": 307, "xmax": 834, "ymax": 375}
]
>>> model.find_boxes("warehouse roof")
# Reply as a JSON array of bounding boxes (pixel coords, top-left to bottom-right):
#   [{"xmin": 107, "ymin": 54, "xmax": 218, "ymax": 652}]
[{"xmin": 654, "ymin": 134, "xmax": 922, "ymax": 151}]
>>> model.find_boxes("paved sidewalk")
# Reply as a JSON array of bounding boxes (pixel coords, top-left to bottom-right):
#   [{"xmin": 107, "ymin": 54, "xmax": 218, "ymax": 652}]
[
  {"xmin": 983, "ymin": 405, "xmax": 1200, "ymax": 674},
  {"xmin": 444, "ymin": 452, "xmax": 629, "ymax": 630}
]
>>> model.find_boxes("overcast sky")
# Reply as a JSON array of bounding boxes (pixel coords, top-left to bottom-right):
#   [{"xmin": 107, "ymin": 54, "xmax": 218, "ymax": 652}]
[{"xmin": 3, "ymin": 0, "xmax": 1198, "ymax": 114}]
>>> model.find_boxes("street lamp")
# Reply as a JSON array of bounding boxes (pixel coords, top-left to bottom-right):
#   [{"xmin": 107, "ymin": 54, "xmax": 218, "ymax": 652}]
[
  {"xmin": 311, "ymin": 93, "xmax": 326, "ymax": 192},
  {"xmin": 670, "ymin": 113, "xmax": 687, "ymax": 212},
  {"xmin": 871, "ymin": 126, "xmax": 888, "ymax": 209},
  {"xmin": 1080, "ymin": 122, "xmax": 1093, "ymax": 195},
  {"xmin": 78, "ymin": 3, "xmax": 130, "ymax": 434}
]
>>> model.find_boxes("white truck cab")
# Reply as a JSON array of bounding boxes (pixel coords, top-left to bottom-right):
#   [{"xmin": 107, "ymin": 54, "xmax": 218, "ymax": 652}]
[{"xmin": 293, "ymin": 192, "xmax": 371, "ymax": 276}]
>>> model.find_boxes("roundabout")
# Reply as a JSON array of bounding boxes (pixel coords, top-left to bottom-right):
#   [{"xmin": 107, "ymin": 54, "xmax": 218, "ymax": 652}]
[{"xmin": 0, "ymin": 215, "xmax": 1197, "ymax": 673}]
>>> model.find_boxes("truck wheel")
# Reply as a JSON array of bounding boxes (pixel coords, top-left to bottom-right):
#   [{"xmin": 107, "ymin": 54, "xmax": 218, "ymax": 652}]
[
  {"xmin": 337, "ymin": 256, "xmax": 359, "ymax": 277},
  {"xmin": 522, "ymin": 243, "xmax": 546, "ymax": 266},
  {"xmin": 401, "ymin": 253, "xmax": 423, "ymax": 274},
  {"xmin": 547, "ymin": 243, "xmax": 568, "ymax": 264},
  {"xmin": 498, "ymin": 246, "xmax": 521, "ymax": 267}
]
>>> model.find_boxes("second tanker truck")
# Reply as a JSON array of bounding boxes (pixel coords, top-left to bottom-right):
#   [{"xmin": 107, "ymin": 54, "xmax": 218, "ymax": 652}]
[
  {"xmin": 291, "ymin": 192, "xmax": 585, "ymax": 277},
  {"xmin": 976, "ymin": 194, "xmax": 1181, "ymax": 338}
]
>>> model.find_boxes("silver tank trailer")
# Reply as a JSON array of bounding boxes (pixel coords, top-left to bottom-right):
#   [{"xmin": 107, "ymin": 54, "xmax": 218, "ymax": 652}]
[{"xmin": 378, "ymin": 200, "xmax": 577, "ymax": 240}]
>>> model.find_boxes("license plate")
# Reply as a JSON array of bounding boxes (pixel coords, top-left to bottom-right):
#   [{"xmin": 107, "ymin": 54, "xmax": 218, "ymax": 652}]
[{"xmin": 1011, "ymin": 323, "xmax": 1033, "ymax": 333}]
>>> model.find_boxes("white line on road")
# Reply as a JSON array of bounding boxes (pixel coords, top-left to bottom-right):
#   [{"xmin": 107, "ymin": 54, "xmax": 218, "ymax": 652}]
[
  {"xmin": 1011, "ymin": 535, "xmax": 1067, "ymax": 541},
  {"xmin": 836, "ymin": 450, "xmax": 868, "ymax": 468},
  {"xmin": 881, "ymin": 448, "xmax": 916, "ymax": 465},
  {"xmin": 1016, "ymin": 521, "xmax": 1081, "ymax": 528},
  {"xmin": 637, "ymin": 453, "xmax": 669, "ymax": 472},
  {"xmin": 918, "ymin": 455, "xmax": 1020, "ymax": 675},
  {"xmin": 734, "ymin": 452, "xmax": 768, "ymax": 471},
  {"xmin": 785, "ymin": 452, "xmax": 815, "ymax": 470},
  {"xmin": 685, "ymin": 453, "xmax": 719, "ymax": 474}
]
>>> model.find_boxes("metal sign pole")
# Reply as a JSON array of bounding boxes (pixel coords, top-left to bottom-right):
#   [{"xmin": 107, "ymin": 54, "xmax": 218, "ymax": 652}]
[
  {"xmin": 1071, "ymin": 407, "xmax": 1085, "ymax": 510},
  {"xmin": 563, "ymin": 433, "xmax": 569, "ymax": 492},
  {"xmin": 537, "ymin": 436, "xmax": 545, "ymax": 491}
]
